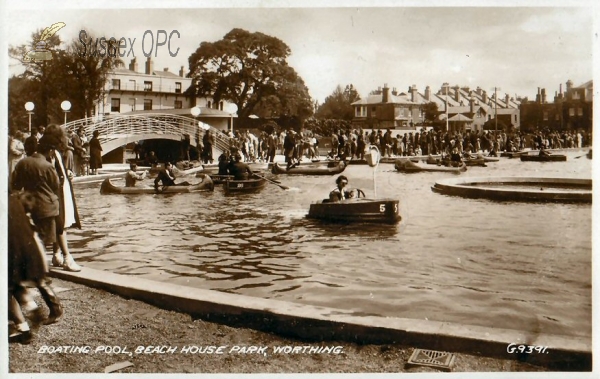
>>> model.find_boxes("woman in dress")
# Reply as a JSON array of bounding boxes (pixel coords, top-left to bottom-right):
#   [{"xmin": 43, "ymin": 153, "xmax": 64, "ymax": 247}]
[
  {"xmin": 39, "ymin": 125, "xmax": 82, "ymax": 272},
  {"xmin": 89, "ymin": 129, "xmax": 102, "ymax": 175}
]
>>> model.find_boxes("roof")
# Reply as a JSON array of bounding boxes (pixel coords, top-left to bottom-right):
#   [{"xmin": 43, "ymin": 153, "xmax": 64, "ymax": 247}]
[
  {"xmin": 111, "ymin": 68, "xmax": 188, "ymax": 80},
  {"xmin": 352, "ymin": 93, "xmax": 418, "ymax": 106},
  {"xmin": 448, "ymin": 113, "xmax": 472, "ymax": 122},
  {"xmin": 576, "ymin": 80, "xmax": 593, "ymax": 89}
]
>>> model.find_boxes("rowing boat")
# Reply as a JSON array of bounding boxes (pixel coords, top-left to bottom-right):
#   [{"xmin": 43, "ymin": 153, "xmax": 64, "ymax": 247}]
[
  {"xmin": 395, "ymin": 159, "xmax": 467, "ymax": 173},
  {"xmin": 271, "ymin": 161, "xmax": 345, "ymax": 175},
  {"xmin": 100, "ymin": 175, "xmax": 214, "ymax": 194},
  {"xmin": 520, "ymin": 154, "xmax": 567, "ymax": 162},
  {"xmin": 501, "ymin": 151, "xmax": 528, "ymax": 158},
  {"xmin": 307, "ymin": 196, "xmax": 401, "ymax": 224},
  {"xmin": 222, "ymin": 177, "xmax": 267, "ymax": 194}
]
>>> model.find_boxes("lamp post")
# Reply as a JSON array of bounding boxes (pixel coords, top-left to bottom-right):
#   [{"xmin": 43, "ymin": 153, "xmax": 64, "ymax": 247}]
[
  {"xmin": 190, "ymin": 106, "xmax": 201, "ymax": 148},
  {"xmin": 24, "ymin": 102, "xmax": 34, "ymax": 134},
  {"xmin": 61, "ymin": 100, "xmax": 71, "ymax": 125}
]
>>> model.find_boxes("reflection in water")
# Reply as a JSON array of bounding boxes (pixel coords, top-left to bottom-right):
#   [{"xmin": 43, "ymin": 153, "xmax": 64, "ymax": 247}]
[{"xmin": 69, "ymin": 151, "xmax": 591, "ymax": 337}]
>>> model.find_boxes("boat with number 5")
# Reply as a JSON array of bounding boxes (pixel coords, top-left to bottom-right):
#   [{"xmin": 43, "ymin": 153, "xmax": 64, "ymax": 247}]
[
  {"xmin": 307, "ymin": 193, "xmax": 401, "ymax": 224},
  {"xmin": 222, "ymin": 177, "xmax": 268, "ymax": 194}
]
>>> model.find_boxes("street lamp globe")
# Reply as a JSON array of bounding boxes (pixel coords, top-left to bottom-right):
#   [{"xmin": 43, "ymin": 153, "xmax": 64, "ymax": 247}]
[
  {"xmin": 190, "ymin": 107, "xmax": 201, "ymax": 117},
  {"xmin": 61, "ymin": 100, "xmax": 72, "ymax": 111},
  {"xmin": 25, "ymin": 102, "xmax": 35, "ymax": 112}
]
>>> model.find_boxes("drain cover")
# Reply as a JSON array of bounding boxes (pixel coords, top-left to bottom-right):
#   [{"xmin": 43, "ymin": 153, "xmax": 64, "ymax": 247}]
[{"xmin": 406, "ymin": 349, "xmax": 456, "ymax": 371}]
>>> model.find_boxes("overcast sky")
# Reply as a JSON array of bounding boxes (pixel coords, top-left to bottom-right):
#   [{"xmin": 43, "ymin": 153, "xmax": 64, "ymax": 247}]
[{"xmin": 4, "ymin": 2, "xmax": 597, "ymax": 104}]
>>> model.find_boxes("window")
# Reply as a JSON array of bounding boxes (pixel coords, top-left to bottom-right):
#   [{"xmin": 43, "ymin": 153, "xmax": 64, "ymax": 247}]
[
  {"xmin": 572, "ymin": 92, "xmax": 580, "ymax": 100},
  {"xmin": 144, "ymin": 99, "xmax": 152, "ymax": 110},
  {"xmin": 129, "ymin": 80, "xmax": 136, "ymax": 90},
  {"xmin": 174, "ymin": 100, "xmax": 182, "ymax": 109},
  {"xmin": 355, "ymin": 106, "xmax": 367, "ymax": 117},
  {"xmin": 219, "ymin": 101, "xmax": 224, "ymax": 111},
  {"xmin": 207, "ymin": 101, "xmax": 212, "ymax": 109},
  {"xmin": 569, "ymin": 108, "xmax": 575, "ymax": 116},
  {"xmin": 543, "ymin": 112, "xmax": 548, "ymax": 121},
  {"xmin": 371, "ymin": 106, "xmax": 377, "ymax": 118},
  {"xmin": 175, "ymin": 82, "xmax": 182, "ymax": 94},
  {"xmin": 112, "ymin": 79, "xmax": 121, "ymax": 90},
  {"xmin": 144, "ymin": 81, "xmax": 153, "ymax": 92},
  {"xmin": 555, "ymin": 114, "xmax": 560, "ymax": 121},
  {"xmin": 111, "ymin": 98, "xmax": 120, "ymax": 112},
  {"xmin": 514, "ymin": 114, "xmax": 517, "ymax": 122},
  {"xmin": 130, "ymin": 98, "xmax": 136, "ymax": 111},
  {"xmin": 577, "ymin": 108, "xmax": 583, "ymax": 116}
]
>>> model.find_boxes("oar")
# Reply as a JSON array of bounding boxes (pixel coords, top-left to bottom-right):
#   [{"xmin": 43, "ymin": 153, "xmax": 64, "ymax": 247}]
[{"xmin": 253, "ymin": 173, "xmax": 289, "ymax": 190}]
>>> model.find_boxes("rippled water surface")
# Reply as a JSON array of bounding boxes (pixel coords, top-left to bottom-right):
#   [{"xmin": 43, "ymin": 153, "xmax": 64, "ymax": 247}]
[{"xmin": 69, "ymin": 149, "xmax": 592, "ymax": 338}]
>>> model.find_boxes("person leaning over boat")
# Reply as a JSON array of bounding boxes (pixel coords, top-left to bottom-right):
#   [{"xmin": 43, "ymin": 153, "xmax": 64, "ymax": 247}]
[
  {"xmin": 125, "ymin": 163, "xmax": 147, "ymax": 187},
  {"xmin": 329, "ymin": 175, "xmax": 355, "ymax": 202},
  {"xmin": 228, "ymin": 153, "xmax": 253, "ymax": 180},
  {"xmin": 154, "ymin": 161, "xmax": 189, "ymax": 189},
  {"xmin": 539, "ymin": 146, "xmax": 552, "ymax": 157}
]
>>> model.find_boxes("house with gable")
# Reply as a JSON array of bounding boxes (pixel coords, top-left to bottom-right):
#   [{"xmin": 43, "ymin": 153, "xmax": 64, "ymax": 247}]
[{"xmin": 351, "ymin": 84, "xmax": 421, "ymax": 129}]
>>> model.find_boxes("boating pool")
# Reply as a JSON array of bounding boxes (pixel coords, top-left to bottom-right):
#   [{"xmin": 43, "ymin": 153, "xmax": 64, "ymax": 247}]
[{"xmin": 69, "ymin": 149, "xmax": 592, "ymax": 338}]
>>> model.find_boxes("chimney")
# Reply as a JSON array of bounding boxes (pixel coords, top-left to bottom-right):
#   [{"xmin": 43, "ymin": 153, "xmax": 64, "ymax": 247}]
[
  {"xmin": 179, "ymin": 66, "xmax": 185, "ymax": 77},
  {"xmin": 411, "ymin": 85, "xmax": 417, "ymax": 102},
  {"xmin": 425, "ymin": 86, "xmax": 431, "ymax": 101},
  {"xmin": 129, "ymin": 58, "xmax": 138, "ymax": 72},
  {"xmin": 476, "ymin": 86, "xmax": 482, "ymax": 96},
  {"xmin": 482, "ymin": 90, "xmax": 488, "ymax": 104},
  {"xmin": 392, "ymin": 87, "xmax": 397, "ymax": 96},
  {"xmin": 505, "ymin": 93, "xmax": 510, "ymax": 107},
  {"xmin": 163, "ymin": 67, "xmax": 169, "ymax": 72},
  {"xmin": 145, "ymin": 57, "xmax": 153, "ymax": 75},
  {"xmin": 470, "ymin": 96, "xmax": 475, "ymax": 114},
  {"xmin": 559, "ymin": 83, "xmax": 563, "ymax": 95},
  {"xmin": 382, "ymin": 84, "xmax": 389, "ymax": 103},
  {"xmin": 566, "ymin": 79, "xmax": 573, "ymax": 92},
  {"xmin": 454, "ymin": 87, "xmax": 460, "ymax": 102},
  {"xmin": 541, "ymin": 88, "xmax": 547, "ymax": 103}
]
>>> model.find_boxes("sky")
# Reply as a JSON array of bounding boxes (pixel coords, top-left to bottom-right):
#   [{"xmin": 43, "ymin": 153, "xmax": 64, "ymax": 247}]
[{"xmin": 4, "ymin": 2, "xmax": 597, "ymax": 105}]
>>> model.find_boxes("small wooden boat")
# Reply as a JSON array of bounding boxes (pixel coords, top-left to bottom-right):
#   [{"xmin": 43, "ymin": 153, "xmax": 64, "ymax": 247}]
[
  {"xmin": 501, "ymin": 151, "xmax": 528, "ymax": 158},
  {"xmin": 463, "ymin": 158, "xmax": 487, "ymax": 167},
  {"xmin": 271, "ymin": 161, "xmax": 345, "ymax": 175},
  {"xmin": 307, "ymin": 196, "xmax": 401, "ymax": 224},
  {"xmin": 222, "ymin": 177, "xmax": 267, "ymax": 194},
  {"xmin": 100, "ymin": 175, "xmax": 214, "ymax": 195},
  {"xmin": 520, "ymin": 154, "xmax": 567, "ymax": 162},
  {"xmin": 395, "ymin": 159, "xmax": 467, "ymax": 173}
]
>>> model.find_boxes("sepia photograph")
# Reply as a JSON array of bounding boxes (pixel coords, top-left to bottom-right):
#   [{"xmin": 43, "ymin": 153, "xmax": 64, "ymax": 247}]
[{"xmin": 2, "ymin": 0, "xmax": 597, "ymax": 377}]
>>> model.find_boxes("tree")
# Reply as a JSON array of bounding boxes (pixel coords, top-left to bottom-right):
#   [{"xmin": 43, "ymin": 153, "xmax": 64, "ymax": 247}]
[
  {"xmin": 187, "ymin": 28, "xmax": 313, "ymax": 122},
  {"xmin": 9, "ymin": 29, "xmax": 122, "ymax": 126},
  {"xmin": 422, "ymin": 102, "xmax": 440, "ymax": 124},
  {"xmin": 315, "ymin": 84, "xmax": 360, "ymax": 120}
]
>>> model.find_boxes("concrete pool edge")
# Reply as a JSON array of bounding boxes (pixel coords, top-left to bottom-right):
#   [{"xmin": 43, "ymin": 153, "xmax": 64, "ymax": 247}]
[
  {"xmin": 48, "ymin": 266, "xmax": 591, "ymax": 371},
  {"xmin": 431, "ymin": 176, "xmax": 592, "ymax": 203}
]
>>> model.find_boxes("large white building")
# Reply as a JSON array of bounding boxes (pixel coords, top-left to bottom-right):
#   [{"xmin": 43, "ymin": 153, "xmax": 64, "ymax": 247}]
[{"xmin": 94, "ymin": 57, "xmax": 236, "ymax": 131}]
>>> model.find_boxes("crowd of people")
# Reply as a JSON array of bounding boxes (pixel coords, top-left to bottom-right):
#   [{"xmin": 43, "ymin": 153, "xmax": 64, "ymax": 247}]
[{"xmin": 8, "ymin": 124, "xmax": 85, "ymax": 344}]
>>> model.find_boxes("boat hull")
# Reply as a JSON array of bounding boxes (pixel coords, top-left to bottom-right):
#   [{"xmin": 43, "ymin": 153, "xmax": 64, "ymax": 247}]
[
  {"xmin": 520, "ymin": 154, "xmax": 567, "ymax": 162},
  {"xmin": 395, "ymin": 159, "xmax": 467, "ymax": 173},
  {"xmin": 100, "ymin": 176, "xmax": 214, "ymax": 194},
  {"xmin": 307, "ymin": 198, "xmax": 401, "ymax": 224},
  {"xmin": 223, "ymin": 177, "xmax": 267, "ymax": 194},
  {"xmin": 271, "ymin": 162, "xmax": 345, "ymax": 175}
]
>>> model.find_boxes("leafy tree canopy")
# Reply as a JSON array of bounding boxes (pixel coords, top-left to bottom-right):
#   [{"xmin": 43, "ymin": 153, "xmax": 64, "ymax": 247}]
[
  {"xmin": 315, "ymin": 84, "xmax": 360, "ymax": 120},
  {"xmin": 187, "ymin": 28, "xmax": 313, "ymax": 122}
]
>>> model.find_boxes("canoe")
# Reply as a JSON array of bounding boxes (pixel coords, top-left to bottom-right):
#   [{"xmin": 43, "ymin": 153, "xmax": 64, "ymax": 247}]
[
  {"xmin": 223, "ymin": 177, "xmax": 267, "ymax": 194},
  {"xmin": 520, "ymin": 154, "xmax": 567, "ymax": 162},
  {"xmin": 100, "ymin": 175, "xmax": 214, "ymax": 194},
  {"xmin": 307, "ymin": 197, "xmax": 401, "ymax": 224},
  {"xmin": 271, "ymin": 161, "xmax": 345, "ymax": 175},
  {"xmin": 424, "ymin": 157, "xmax": 486, "ymax": 167},
  {"xmin": 395, "ymin": 159, "xmax": 467, "ymax": 173}
]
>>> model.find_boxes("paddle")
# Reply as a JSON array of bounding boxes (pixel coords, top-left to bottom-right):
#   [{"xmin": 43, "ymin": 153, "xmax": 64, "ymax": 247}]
[{"xmin": 253, "ymin": 173, "xmax": 289, "ymax": 190}]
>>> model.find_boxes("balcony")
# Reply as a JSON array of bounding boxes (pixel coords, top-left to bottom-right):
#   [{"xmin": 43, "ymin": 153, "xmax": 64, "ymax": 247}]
[{"xmin": 109, "ymin": 83, "xmax": 185, "ymax": 94}]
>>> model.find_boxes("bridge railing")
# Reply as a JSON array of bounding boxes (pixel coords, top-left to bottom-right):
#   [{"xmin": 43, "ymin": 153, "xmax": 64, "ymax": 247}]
[{"xmin": 62, "ymin": 113, "xmax": 232, "ymax": 154}]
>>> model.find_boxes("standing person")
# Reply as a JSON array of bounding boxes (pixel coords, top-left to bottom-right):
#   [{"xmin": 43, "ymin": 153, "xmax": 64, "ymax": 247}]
[
  {"xmin": 35, "ymin": 125, "xmax": 46, "ymax": 141},
  {"xmin": 283, "ymin": 129, "xmax": 296, "ymax": 169},
  {"xmin": 202, "ymin": 130, "xmax": 214, "ymax": 164},
  {"xmin": 89, "ymin": 130, "xmax": 102, "ymax": 175},
  {"xmin": 39, "ymin": 126, "xmax": 82, "ymax": 272},
  {"xmin": 8, "ymin": 194, "xmax": 63, "ymax": 344},
  {"xmin": 24, "ymin": 128, "xmax": 39, "ymax": 157},
  {"xmin": 62, "ymin": 129, "xmax": 75, "ymax": 174},
  {"xmin": 72, "ymin": 127, "xmax": 87, "ymax": 176}
]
